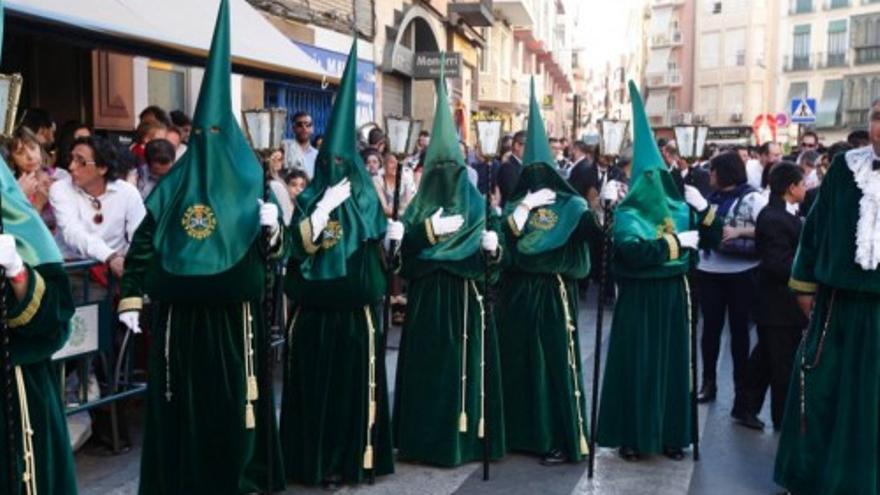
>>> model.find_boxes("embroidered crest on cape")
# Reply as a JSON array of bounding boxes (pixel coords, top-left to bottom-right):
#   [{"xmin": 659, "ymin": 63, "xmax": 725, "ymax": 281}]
[
  {"xmin": 529, "ymin": 208, "xmax": 558, "ymax": 231},
  {"xmin": 321, "ymin": 220, "xmax": 344, "ymax": 249},
  {"xmin": 181, "ymin": 204, "xmax": 217, "ymax": 240}
]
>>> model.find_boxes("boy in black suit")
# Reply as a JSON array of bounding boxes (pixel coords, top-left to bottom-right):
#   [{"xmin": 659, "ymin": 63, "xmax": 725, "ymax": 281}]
[{"xmin": 740, "ymin": 162, "xmax": 808, "ymax": 430}]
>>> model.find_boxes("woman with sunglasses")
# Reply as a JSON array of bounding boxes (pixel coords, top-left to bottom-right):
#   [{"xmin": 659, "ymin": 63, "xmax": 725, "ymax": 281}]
[{"xmin": 48, "ymin": 136, "xmax": 146, "ymax": 278}]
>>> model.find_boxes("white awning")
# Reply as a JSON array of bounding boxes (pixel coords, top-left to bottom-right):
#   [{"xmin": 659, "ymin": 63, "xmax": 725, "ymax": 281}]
[
  {"xmin": 650, "ymin": 6, "xmax": 673, "ymax": 36},
  {"xmin": 645, "ymin": 89, "xmax": 669, "ymax": 117},
  {"xmin": 6, "ymin": 0, "xmax": 332, "ymax": 82},
  {"xmin": 646, "ymin": 48, "xmax": 672, "ymax": 74}
]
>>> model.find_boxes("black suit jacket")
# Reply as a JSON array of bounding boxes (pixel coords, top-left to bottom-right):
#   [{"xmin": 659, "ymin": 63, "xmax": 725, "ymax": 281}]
[
  {"xmin": 671, "ymin": 166, "xmax": 712, "ymax": 197},
  {"xmin": 497, "ymin": 156, "xmax": 523, "ymax": 207},
  {"xmin": 800, "ymin": 186, "xmax": 819, "ymax": 218},
  {"xmin": 754, "ymin": 196, "xmax": 808, "ymax": 328}
]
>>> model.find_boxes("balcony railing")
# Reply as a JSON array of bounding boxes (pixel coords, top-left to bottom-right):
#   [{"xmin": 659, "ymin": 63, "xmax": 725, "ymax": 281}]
[
  {"xmin": 651, "ymin": 30, "xmax": 683, "ymax": 47},
  {"xmin": 783, "ymin": 54, "xmax": 814, "ymax": 71},
  {"xmin": 855, "ymin": 46, "xmax": 880, "ymax": 65},
  {"xmin": 647, "ymin": 70, "xmax": 682, "ymax": 88},
  {"xmin": 846, "ymin": 108, "xmax": 869, "ymax": 127},
  {"xmin": 818, "ymin": 51, "xmax": 849, "ymax": 68}
]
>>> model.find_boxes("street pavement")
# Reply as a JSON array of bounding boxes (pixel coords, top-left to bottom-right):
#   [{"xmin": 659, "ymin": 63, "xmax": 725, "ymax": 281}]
[{"xmin": 75, "ymin": 288, "xmax": 784, "ymax": 494}]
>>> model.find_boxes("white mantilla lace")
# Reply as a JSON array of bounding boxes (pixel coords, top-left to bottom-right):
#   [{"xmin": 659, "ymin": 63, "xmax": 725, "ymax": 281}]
[{"xmin": 848, "ymin": 146, "xmax": 880, "ymax": 270}]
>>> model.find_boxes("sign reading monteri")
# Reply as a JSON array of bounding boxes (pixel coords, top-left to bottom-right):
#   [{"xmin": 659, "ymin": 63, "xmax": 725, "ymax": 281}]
[{"xmin": 413, "ymin": 52, "xmax": 462, "ymax": 79}]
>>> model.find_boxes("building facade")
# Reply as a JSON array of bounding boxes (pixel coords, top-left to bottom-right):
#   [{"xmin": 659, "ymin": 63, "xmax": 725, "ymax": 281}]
[
  {"xmin": 778, "ymin": 0, "xmax": 880, "ymax": 143},
  {"xmin": 692, "ymin": 0, "xmax": 779, "ymax": 139},
  {"xmin": 644, "ymin": 0, "xmax": 697, "ymax": 127}
]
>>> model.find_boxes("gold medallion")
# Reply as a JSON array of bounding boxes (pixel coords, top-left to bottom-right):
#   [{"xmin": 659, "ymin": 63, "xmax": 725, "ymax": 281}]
[
  {"xmin": 181, "ymin": 204, "xmax": 217, "ymax": 240},
  {"xmin": 529, "ymin": 208, "xmax": 558, "ymax": 231},
  {"xmin": 321, "ymin": 220, "xmax": 343, "ymax": 249}
]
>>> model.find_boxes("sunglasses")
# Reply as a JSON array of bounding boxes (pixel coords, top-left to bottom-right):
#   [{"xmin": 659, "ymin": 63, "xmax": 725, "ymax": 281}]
[
  {"xmin": 294, "ymin": 121, "xmax": 313, "ymax": 129},
  {"xmin": 89, "ymin": 196, "xmax": 103, "ymax": 225}
]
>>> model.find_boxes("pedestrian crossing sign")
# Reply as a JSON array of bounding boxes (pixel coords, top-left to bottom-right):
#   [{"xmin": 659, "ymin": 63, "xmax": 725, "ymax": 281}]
[{"xmin": 790, "ymin": 98, "xmax": 817, "ymax": 124}]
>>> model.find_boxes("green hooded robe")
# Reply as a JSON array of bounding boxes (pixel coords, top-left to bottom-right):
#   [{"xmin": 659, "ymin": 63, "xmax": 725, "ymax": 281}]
[
  {"xmin": 496, "ymin": 79, "xmax": 598, "ymax": 462},
  {"xmin": 774, "ymin": 147, "xmax": 880, "ymax": 495},
  {"xmin": 280, "ymin": 41, "xmax": 393, "ymax": 486},
  {"xmin": 392, "ymin": 68, "xmax": 506, "ymax": 467},
  {"xmin": 597, "ymin": 82, "xmax": 721, "ymax": 455},
  {"xmin": 0, "ymin": 3, "xmax": 77, "ymax": 493},
  {"xmin": 118, "ymin": 2, "xmax": 286, "ymax": 492}
]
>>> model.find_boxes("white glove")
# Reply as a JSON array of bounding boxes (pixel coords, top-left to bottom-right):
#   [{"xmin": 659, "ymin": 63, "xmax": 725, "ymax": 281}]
[
  {"xmin": 600, "ymin": 180, "xmax": 623, "ymax": 204},
  {"xmin": 386, "ymin": 220, "xmax": 404, "ymax": 242},
  {"xmin": 316, "ymin": 178, "xmax": 352, "ymax": 214},
  {"xmin": 257, "ymin": 199, "xmax": 280, "ymax": 234},
  {"xmin": 310, "ymin": 178, "xmax": 352, "ymax": 242},
  {"xmin": 481, "ymin": 230, "xmax": 499, "ymax": 253},
  {"xmin": 118, "ymin": 311, "xmax": 142, "ymax": 334},
  {"xmin": 512, "ymin": 188, "xmax": 557, "ymax": 232},
  {"xmin": 677, "ymin": 230, "xmax": 700, "ymax": 250},
  {"xmin": 683, "ymin": 185, "xmax": 708, "ymax": 212},
  {"xmin": 0, "ymin": 234, "xmax": 24, "ymax": 278},
  {"xmin": 520, "ymin": 188, "xmax": 556, "ymax": 211},
  {"xmin": 385, "ymin": 219, "xmax": 404, "ymax": 248},
  {"xmin": 430, "ymin": 208, "xmax": 465, "ymax": 237}
]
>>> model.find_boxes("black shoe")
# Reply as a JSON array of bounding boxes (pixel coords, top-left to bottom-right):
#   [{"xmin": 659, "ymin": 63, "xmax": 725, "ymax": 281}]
[
  {"xmin": 322, "ymin": 474, "xmax": 342, "ymax": 491},
  {"xmin": 663, "ymin": 447, "xmax": 685, "ymax": 461},
  {"xmin": 697, "ymin": 383, "xmax": 717, "ymax": 403},
  {"xmin": 731, "ymin": 411, "xmax": 765, "ymax": 430},
  {"xmin": 540, "ymin": 448, "xmax": 568, "ymax": 466},
  {"xmin": 618, "ymin": 446, "xmax": 640, "ymax": 462}
]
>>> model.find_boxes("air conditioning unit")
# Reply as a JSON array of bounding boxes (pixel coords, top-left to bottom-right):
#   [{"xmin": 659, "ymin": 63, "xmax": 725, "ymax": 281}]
[{"xmin": 730, "ymin": 112, "xmax": 743, "ymax": 122}]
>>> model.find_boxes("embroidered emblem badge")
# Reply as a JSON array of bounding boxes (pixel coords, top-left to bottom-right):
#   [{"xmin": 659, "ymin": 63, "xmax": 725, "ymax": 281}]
[
  {"xmin": 181, "ymin": 204, "xmax": 217, "ymax": 240},
  {"xmin": 321, "ymin": 220, "xmax": 343, "ymax": 249},
  {"xmin": 529, "ymin": 208, "xmax": 558, "ymax": 231}
]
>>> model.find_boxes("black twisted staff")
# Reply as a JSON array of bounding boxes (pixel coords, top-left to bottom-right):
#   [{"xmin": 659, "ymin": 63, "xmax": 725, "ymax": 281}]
[
  {"xmin": 261, "ymin": 173, "xmax": 277, "ymax": 494},
  {"xmin": 481, "ymin": 161, "xmax": 494, "ymax": 482},
  {"xmin": 1, "ymin": 190, "xmax": 16, "ymax": 494},
  {"xmin": 588, "ymin": 200, "xmax": 613, "ymax": 479}
]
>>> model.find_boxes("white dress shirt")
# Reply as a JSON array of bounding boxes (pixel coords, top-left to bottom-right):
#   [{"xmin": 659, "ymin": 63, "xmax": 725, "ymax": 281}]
[
  {"xmin": 745, "ymin": 159, "xmax": 764, "ymax": 190},
  {"xmin": 49, "ymin": 176, "xmax": 146, "ymax": 262},
  {"xmin": 285, "ymin": 140, "xmax": 319, "ymax": 179}
]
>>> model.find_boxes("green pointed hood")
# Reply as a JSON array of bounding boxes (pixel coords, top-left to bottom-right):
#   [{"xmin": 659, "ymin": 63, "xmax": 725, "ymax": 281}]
[
  {"xmin": 296, "ymin": 40, "xmax": 385, "ymax": 280},
  {"xmin": 145, "ymin": 0, "xmax": 263, "ymax": 276},
  {"xmin": 613, "ymin": 81, "xmax": 690, "ymax": 265},
  {"xmin": 0, "ymin": 2, "xmax": 61, "ymax": 267},
  {"xmin": 403, "ymin": 55, "xmax": 484, "ymax": 263},
  {"xmin": 504, "ymin": 77, "xmax": 588, "ymax": 255}
]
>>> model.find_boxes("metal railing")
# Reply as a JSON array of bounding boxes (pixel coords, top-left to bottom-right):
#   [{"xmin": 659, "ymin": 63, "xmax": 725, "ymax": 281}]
[
  {"xmin": 57, "ymin": 260, "xmax": 147, "ymax": 454},
  {"xmin": 783, "ymin": 54, "xmax": 814, "ymax": 71}
]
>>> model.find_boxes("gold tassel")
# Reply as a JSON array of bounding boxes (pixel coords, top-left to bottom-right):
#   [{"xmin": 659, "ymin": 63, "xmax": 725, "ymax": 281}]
[
  {"xmin": 362, "ymin": 446, "xmax": 374, "ymax": 469},
  {"xmin": 478, "ymin": 418, "xmax": 485, "ymax": 439},
  {"xmin": 579, "ymin": 434, "xmax": 589, "ymax": 455},
  {"xmin": 459, "ymin": 411, "xmax": 468, "ymax": 433},
  {"xmin": 247, "ymin": 376, "xmax": 259, "ymax": 402},
  {"xmin": 245, "ymin": 403, "xmax": 256, "ymax": 429}
]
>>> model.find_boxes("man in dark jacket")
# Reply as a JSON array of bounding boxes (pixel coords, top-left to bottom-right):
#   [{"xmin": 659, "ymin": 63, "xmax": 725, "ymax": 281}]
[
  {"xmin": 740, "ymin": 162, "xmax": 808, "ymax": 430},
  {"xmin": 666, "ymin": 142, "xmax": 712, "ymax": 198},
  {"xmin": 496, "ymin": 130, "xmax": 526, "ymax": 207}
]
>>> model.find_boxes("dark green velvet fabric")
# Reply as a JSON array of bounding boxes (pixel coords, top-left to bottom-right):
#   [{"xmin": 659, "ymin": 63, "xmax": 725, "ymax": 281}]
[
  {"xmin": 496, "ymin": 211, "xmax": 598, "ymax": 461},
  {"xmin": 598, "ymin": 209, "xmax": 721, "ymax": 454},
  {"xmin": 0, "ymin": 263, "xmax": 77, "ymax": 495},
  {"xmin": 392, "ymin": 217, "xmax": 505, "ymax": 466},
  {"xmin": 121, "ymin": 215, "xmax": 285, "ymax": 494},
  {"xmin": 281, "ymin": 214, "xmax": 392, "ymax": 484}
]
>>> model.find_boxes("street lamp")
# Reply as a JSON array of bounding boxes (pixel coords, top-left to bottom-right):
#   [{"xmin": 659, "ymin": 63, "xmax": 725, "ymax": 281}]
[
  {"xmin": 474, "ymin": 116, "xmax": 504, "ymax": 197},
  {"xmin": 599, "ymin": 119, "xmax": 629, "ymax": 157},
  {"xmin": 673, "ymin": 123, "xmax": 710, "ymax": 160},
  {"xmin": 384, "ymin": 115, "xmax": 416, "ymax": 157},
  {"xmin": 241, "ymin": 107, "xmax": 288, "ymax": 159}
]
